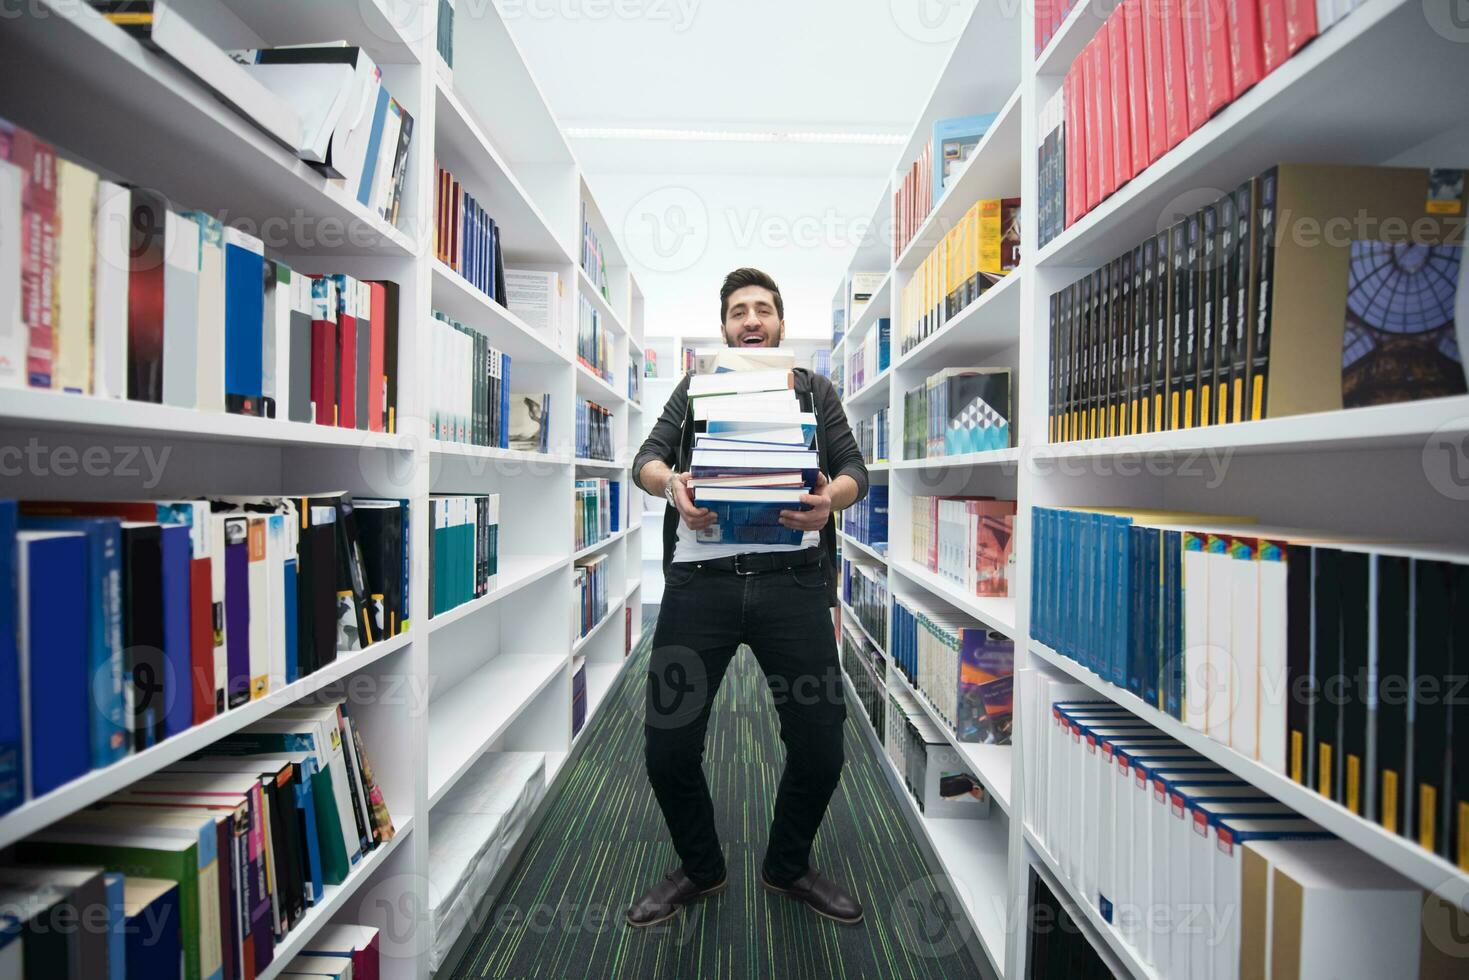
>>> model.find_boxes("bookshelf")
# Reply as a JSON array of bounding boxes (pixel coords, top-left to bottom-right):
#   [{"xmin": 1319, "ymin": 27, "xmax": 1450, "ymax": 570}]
[
  {"xmin": 0, "ymin": 2, "xmax": 646, "ymax": 977},
  {"xmin": 831, "ymin": 0, "xmax": 1469, "ymax": 976}
]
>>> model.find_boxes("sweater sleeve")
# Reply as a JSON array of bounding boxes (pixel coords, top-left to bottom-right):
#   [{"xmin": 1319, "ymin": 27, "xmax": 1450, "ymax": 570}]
[
  {"xmin": 814, "ymin": 374, "xmax": 868, "ymax": 504},
  {"xmin": 631, "ymin": 372, "xmax": 691, "ymax": 494}
]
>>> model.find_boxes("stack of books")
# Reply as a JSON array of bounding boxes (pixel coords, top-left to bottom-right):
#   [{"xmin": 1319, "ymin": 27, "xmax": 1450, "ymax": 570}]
[{"xmin": 685, "ymin": 349, "xmax": 820, "ymax": 546}]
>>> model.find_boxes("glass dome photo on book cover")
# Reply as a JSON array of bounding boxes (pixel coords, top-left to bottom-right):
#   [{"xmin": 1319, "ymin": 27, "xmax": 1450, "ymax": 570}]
[{"xmin": 1341, "ymin": 241, "xmax": 1466, "ymax": 409}]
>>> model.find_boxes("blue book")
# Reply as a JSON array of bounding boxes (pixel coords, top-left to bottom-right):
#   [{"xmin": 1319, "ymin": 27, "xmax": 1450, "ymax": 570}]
[
  {"xmin": 690, "ymin": 488, "xmax": 807, "ymax": 547},
  {"xmin": 931, "ymin": 112, "xmax": 998, "ymax": 207},
  {"xmin": 17, "ymin": 515, "xmax": 128, "ymax": 768},
  {"xmin": 123, "ymin": 877, "xmax": 182, "ymax": 980},
  {"xmin": 223, "ymin": 229, "xmax": 265, "ymax": 415},
  {"xmin": 500, "ymin": 351, "xmax": 511, "ymax": 450},
  {"xmin": 295, "ymin": 754, "xmax": 325, "ymax": 903},
  {"xmin": 159, "ymin": 524, "xmax": 193, "ymax": 738},
  {"xmin": 357, "ymin": 84, "xmax": 390, "ymax": 207},
  {"xmin": 0, "ymin": 501, "xmax": 21, "ymax": 813},
  {"xmin": 283, "ymin": 558, "xmax": 300, "ymax": 684},
  {"xmin": 16, "ymin": 530, "xmax": 90, "ymax": 797},
  {"xmin": 103, "ymin": 872, "xmax": 125, "ymax": 980}
]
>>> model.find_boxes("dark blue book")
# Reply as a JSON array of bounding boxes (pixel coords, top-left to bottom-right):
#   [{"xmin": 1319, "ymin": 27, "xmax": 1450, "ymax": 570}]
[
  {"xmin": 284, "ymin": 558, "xmax": 300, "ymax": 684},
  {"xmin": 160, "ymin": 524, "xmax": 194, "ymax": 739},
  {"xmin": 0, "ymin": 501, "xmax": 20, "ymax": 814},
  {"xmin": 222, "ymin": 517, "xmax": 252, "ymax": 709},
  {"xmin": 17, "ymin": 515, "xmax": 128, "ymax": 768},
  {"xmin": 223, "ymin": 229, "xmax": 265, "ymax": 416},
  {"xmin": 17, "ymin": 530, "xmax": 90, "ymax": 797},
  {"xmin": 124, "ymin": 877, "xmax": 182, "ymax": 980},
  {"xmin": 690, "ymin": 488, "xmax": 808, "ymax": 547}
]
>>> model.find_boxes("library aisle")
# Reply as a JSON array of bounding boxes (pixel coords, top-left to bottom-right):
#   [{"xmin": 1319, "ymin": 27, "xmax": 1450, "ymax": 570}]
[{"xmin": 441, "ymin": 613, "xmax": 982, "ymax": 980}]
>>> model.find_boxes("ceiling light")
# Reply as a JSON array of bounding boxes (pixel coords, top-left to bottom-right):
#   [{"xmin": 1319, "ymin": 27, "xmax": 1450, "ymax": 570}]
[{"xmin": 563, "ymin": 126, "xmax": 906, "ymax": 146}]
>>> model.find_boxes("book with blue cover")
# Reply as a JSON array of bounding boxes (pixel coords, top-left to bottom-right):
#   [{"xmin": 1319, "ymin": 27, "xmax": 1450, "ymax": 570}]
[
  {"xmin": 17, "ymin": 529, "xmax": 90, "ymax": 798},
  {"xmin": 692, "ymin": 488, "xmax": 809, "ymax": 546}
]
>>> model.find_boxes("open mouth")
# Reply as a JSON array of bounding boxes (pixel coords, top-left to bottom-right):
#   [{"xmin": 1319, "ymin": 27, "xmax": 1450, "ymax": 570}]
[{"xmin": 740, "ymin": 333, "xmax": 765, "ymax": 346}]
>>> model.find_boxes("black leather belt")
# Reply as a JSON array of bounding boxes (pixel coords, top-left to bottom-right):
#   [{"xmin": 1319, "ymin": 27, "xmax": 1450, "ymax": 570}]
[{"xmin": 685, "ymin": 547, "xmax": 825, "ymax": 576}]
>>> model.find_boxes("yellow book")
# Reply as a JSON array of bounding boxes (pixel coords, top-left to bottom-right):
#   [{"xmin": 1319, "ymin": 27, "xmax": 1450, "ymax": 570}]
[
  {"xmin": 977, "ymin": 198, "xmax": 1003, "ymax": 275},
  {"xmin": 54, "ymin": 159, "xmax": 98, "ymax": 395}
]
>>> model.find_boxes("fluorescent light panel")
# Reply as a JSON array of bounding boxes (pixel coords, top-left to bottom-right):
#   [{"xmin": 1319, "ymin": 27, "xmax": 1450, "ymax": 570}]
[{"xmin": 564, "ymin": 126, "xmax": 906, "ymax": 145}]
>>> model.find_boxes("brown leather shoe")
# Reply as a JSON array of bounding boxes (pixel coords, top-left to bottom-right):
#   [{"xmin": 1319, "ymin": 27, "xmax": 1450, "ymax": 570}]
[
  {"xmin": 625, "ymin": 867, "xmax": 728, "ymax": 927},
  {"xmin": 760, "ymin": 867, "xmax": 864, "ymax": 924}
]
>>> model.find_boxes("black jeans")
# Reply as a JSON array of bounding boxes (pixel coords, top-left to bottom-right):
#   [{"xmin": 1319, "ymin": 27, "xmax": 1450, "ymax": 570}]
[{"xmin": 645, "ymin": 557, "xmax": 847, "ymax": 889}]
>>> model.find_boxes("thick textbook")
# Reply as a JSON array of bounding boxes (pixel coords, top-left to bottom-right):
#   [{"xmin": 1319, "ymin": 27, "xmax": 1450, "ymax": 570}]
[{"xmin": 691, "ymin": 488, "xmax": 808, "ymax": 546}]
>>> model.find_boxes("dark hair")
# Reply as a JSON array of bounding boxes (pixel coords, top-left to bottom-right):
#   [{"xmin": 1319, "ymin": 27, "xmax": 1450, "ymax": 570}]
[{"xmin": 720, "ymin": 267, "xmax": 784, "ymax": 323}]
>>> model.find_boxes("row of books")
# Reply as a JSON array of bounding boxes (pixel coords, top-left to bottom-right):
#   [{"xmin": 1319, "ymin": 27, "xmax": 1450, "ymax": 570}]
[
  {"xmin": 427, "ymin": 494, "xmax": 499, "ymax": 617},
  {"xmin": 437, "ymin": 0, "xmax": 457, "ymax": 78},
  {"xmin": 898, "ymin": 198, "xmax": 1020, "ymax": 356},
  {"xmin": 427, "ymin": 312, "xmax": 511, "ymax": 448},
  {"xmin": 840, "ymin": 484, "xmax": 888, "ymax": 551},
  {"xmin": 90, "ymin": 5, "xmax": 413, "ymax": 224},
  {"xmin": 578, "ymin": 293, "xmax": 611, "ymax": 382},
  {"xmin": 847, "ymin": 272, "xmax": 885, "ymax": 330},
  {"xmin": 853, "ymin": 407, "xmax": 889, "ymax": 465},
  {"xmin": 902, "ymin": 367, "xmax": 1013, "ymax": 460},
  {"xmin": 268, "ymin": 924, "xmax": 380, "ymax": 980},
  {"xmin": 894, "ymin": 140, "xmax": 933, "ymax": 260},
  {"xmin": 1029, "ymin": 689, "xmax": 1457, "ymax": 978},
  {"xmin": 579, "ymin": 200, "xmax": 610, "ymax": 300},
  {"xmin": 891, "ymin": 112, "xmax": 1003, "ymax": 260},
  {"xmin": 573, "ymin": 554, "xmax": 609, "ymax": 640},
  {"xmin": 1041, "ymin": 0, "xmax": 1362, "ymax": 242},
  {"xmin": 911, "ymin": 496, "xmax": 1017, "ymax": 598},
  {"xmin": 1025, "ymin": 870, "xmax": 1114, "ymax": 980},
  {"xmin": 841, "ymin": 621, "xmax": 886, "ymax": 738},
  {"xmin": 435, "ymin": 163, "xmax": 507, "ymax": 307},
  {"xmin": 1029, "ymin": 504, "xmax": 1469, "ymax": 868},
  {"xmin": 892, "ymin": 591, "xmax": 1014, "ymax": 745},
  {"xmin": 1, "ymin": 119, "xmax": 402, "ymax": 428},
  {"xmin": 644, "ymin": 349, "xmax": 659, "ymax": 377},
  {"xmin": 841, "ymin": 558, "xmax": 889, "ymax": 653},
  {"xmin": 627, "ymin": 354, "xmax": 642, "ymax": 403},
  {"xmin": 6, "ymin": 699, "xmax": 394, "ymax": 980},
  {"xmin": 0, "ymin": 493, "xmax": 407, "ymax": 813},
  {"xmin": 574, "ymin": 478, "xmax": 622, "ymax": 553},
  {"xmin": 1048, "ymin": 163, "xmax": 1467, "ymax": 443},
  {"xmin": 575, "ymin": 398, "xmax": 614, "ymax": 461},
  {"xmin": 844, "ymin": 317, "xmax": 890, "ymax": 394},
  {"xmin": 883, "ymin": 683, "xmax": 991, "ymax": 819}
]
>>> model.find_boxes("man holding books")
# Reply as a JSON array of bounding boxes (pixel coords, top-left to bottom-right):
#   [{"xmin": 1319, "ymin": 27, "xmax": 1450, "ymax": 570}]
[{"xmin": 626, "ymin": 268, "xmax": 869, "ymax": 928}]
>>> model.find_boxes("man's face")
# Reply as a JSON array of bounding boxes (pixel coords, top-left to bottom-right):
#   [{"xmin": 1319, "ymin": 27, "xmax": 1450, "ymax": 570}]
[{"xmin": 722, "ymin": 285, "xmax": 783, "ymax": 347}]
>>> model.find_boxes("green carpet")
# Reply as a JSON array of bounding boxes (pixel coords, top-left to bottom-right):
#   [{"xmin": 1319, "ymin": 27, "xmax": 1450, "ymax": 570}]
[{"xmin": 441, "ymin": 610, "xmax": 987, "ymax": 979}]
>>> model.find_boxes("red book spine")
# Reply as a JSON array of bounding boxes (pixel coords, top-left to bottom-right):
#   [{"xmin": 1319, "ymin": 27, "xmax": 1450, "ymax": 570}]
[
  {"xmin": 367, "ymin": 282, "xmax": 386, "ymax": 433},
  {"xmin": 11, "ymin": 131, "xmax": 56, "ymax": 389},
  {"xmin": 1125, "ymin": 0, "xmax": 1150, "ymax": 175},
  {"xmin": 337, "ymin": 289, "xmax": 357, "ymax": 430},
  {"xmin": 1260, "ymin": 0, "xmax": 1288, "ymax": 73},
  {"xmin": 1107, "ymin": 14, "xmax": 1133, "ymax": 186},
  {"xmin": 1202, "ymin": 0, "xmax": 1232, "ymax": 115},
  {"xmin": 1082, "ymin": 39, "xmax": 1101, "ymax": 213},
  {"xmin": 310, "ymin": 281, "xmax": 336, "ymax": 427},
  {"xmin": 1283, "ymin": 0, "xmax": 1316, "ymax": 56},
  {"xmin": 1159, "ymin": 0, "xmax": 1190, "ymax": 149},
  {"xmin": 1180, "ymin": 0, "xmax": 1208, "ymax": 132},
  {"xmin": 1227, "ymin": 0, "xmax": 1265, "ymax": 96},
  {"xmin": 1065, "ymin": 66, "xmax": 1084, "ymax": 226},
  {"xmin": 1092, "ymin": 34, "xmax": 1116, "ymax": 200},
  {"xmin": 190, "ymin": 557, "xmax": 216, "ymax": 724},
  {"xmin": 1142, "ymin": 0, "xmax": 1169, "ymax": 163}
]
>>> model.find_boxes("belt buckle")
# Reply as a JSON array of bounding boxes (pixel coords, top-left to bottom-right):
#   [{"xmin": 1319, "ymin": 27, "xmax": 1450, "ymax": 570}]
[{"xmin": 731, "ymin": 553, "xmax": 759, "ymax": 576}]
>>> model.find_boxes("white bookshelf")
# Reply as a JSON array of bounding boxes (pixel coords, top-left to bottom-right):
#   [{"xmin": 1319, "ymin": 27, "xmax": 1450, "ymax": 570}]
[
  {"xmin": 0, "ymin": 2, "xmax": 647, "ymax": 977},
  {"xmin": 830, "ymin": 0, "xmax": 1469, "ymax": 976}
]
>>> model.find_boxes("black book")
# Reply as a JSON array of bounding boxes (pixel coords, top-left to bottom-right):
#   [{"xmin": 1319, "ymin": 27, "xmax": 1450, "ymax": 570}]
[
  {"xmin": 1180, "ymin": 216, "xmax": 1201, "ymax": 428},
  {"xmin": 1215, "ymin": 193, "xmax": 1237, "ymax": 425},
  {"xmin": 1412, "ymin": 558, "xmax": 1454, "ymax": 855},
  {"xmin": 1338, "ymin": 549, "xmax": 1370, "ymax": 814},
  {"xmin": 1251, "ymin": 167, "xmax": 1278, "ymax": 421},
  {"xmin": 297, "ymin": 497, "xmax": 339, "ymax": 671},
  {"xmin": 1153, "ymin": 230, "xmax": 1171, "ymax": 434},
  {"xmin": 121, "ymin": 522, "xmax": 166, "ymax": 750},
  {"xmin": 1312, "ymin": 547, "xmax": 1343, "ymax": 802},
  {"xmin": 1231, "ymin": 178, "xmax": 1258, "ymax": 424},
  {"xmin": 1374, "ymin": 554, "xmax": 1410, "ymax": 834},
  {"xmin": 352, "ymin": 501, "xmax": 404, "ymax": 639},
  {"xmin": 1198, "ymin": 204, "xmax": 1220, "ymax": 428},
  {"xmin": 0, "ymin": 867, "xmax": 111, "ymax": 979},
  {"xmin": 288, "ymin": 274, "xmax": 314, "ymax": 423},
  {"xmin": 379, "ymin": 280, "xmax": 400, "ymax": 432},
  {"xmin": 1285, "ymin": 543, "xmax": 1314, "ymax": 787},
  {"xmin": 1133, "ymin": 242, "xmax": 1149, "ymax": 435},
  {"xmin": 1048, "ymin": 292, "xmax": 1060, "ymax": 443},
  {"xmin": 1449, "ymin": 562, "xmax": 1469, "ymax": 870}
]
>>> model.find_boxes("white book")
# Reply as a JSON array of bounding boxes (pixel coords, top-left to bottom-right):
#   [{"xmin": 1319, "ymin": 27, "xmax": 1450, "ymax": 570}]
[
  {"xmin": 92, "ymin": 180, "xmax": 130, "ymax": 399},
  {"xmin": 53, "ymin": 160, "xmax": 98, "ymax": 394},
  {"xmin": 691, "ymin": 347, "xmax": 795, "ymax": 375},
  {"xmin": 688, "ymin": 368, "xmax": 793, "ymax": 398},
  {"xmin": 331, "ymin": 58, "xmax": 384, "ymax": 202},
  {"xmin": 368, "ymin": 97, "xmax": 403, "ymax": 220},
  {"xmin": 264, "ymin": 514, "xmax": 288, "ymax": 693},
  {"xmin": 244, "ymin": 516, "xmax": 269, "ymax": 700},
  {"xmin": 131, "ymin": 1, "xmax": 305, "ymax": 153},
  {"xmin": 1182, "ymin": 536, "xmax": 1210, "ymax": 732},
  {"xmin": 228, "ymin": 59, "xmax": 354, "ymax": 165},
  {"xmin": 1230, "ymin": 539, "xmax": 1261, "ymax": 758},
  {"xmin": 504, "ymin": 269, "xmax": 562, "ymax": 339},
  {"xmin": 0, "ymin": 158, "xmax": 23, "ymax": 389},
  {"xmin": 161, "ymin": 210, "xmax": 201, "ymax": 409}
]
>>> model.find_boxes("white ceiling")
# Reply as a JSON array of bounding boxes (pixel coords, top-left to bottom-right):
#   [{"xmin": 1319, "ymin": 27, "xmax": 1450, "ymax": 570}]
[{"xmin": 497, "ymin": 0, "xmax": 978, "ymax": 177}]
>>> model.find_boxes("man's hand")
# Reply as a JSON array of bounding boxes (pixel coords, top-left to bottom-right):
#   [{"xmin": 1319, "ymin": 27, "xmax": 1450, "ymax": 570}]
[
  {"xmin": 779, "ymin": 471, "xmax": 833, "ymax": 532},
  {"xmin": 667, "ymin": 472, "xmax": 717, "ymax": 531}
]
